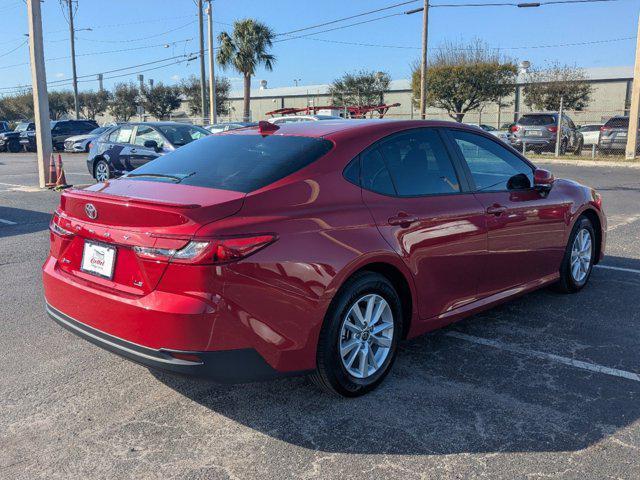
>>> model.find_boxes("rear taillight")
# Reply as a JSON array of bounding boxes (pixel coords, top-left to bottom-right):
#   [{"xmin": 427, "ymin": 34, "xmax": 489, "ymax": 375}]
[
  {"xmin": 133, "ymin": 234, "xmax": 276, "ymax": 265},
  {"xmin": 510, "ymin": 125, "xmax": 519, "ymax": 132},
  {"xmin": 600, "ymin": 126, "xmax": 611, "ymax": 133},
  {"xmin": 50, "ymin": 214, "xmax": 74, "ymax": 237},
  {"xmin": 547, "ymin": 126, "xmax": 558, "ymax": 133}
]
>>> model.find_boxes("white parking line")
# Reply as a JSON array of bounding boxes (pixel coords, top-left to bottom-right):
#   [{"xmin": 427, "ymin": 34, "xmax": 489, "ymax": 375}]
[
  {"xmin": 596, "ymin": 265, "xmax": 640, "ymax": 275},
  {"xmin": 444, "ymin": 331, "xmax": 640, "ymax": 383},
  {"xmin": 0, "ymin": 218, "xmax": 17, "ymax": 225},
  {"xmin": 608, "ymin": 214, "xmax": 640, "ymax": 232}
]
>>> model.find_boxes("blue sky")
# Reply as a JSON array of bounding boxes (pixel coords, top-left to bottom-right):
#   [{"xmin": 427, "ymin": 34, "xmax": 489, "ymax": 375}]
[{"xmin": 0, "ymin": 0, "xmax": 638, "ymax": 95}]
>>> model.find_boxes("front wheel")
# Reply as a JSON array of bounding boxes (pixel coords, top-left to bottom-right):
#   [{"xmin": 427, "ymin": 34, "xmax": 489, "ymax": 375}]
[
  {"xmin": 7, "ymin": 140, "xmax": 21, "ymax": 153},
  {"xmin": 94, "ymin": 159, "xmax": 111, "ymax": 182},
  {"xmin": 573, "ymin": 138, "xmax": 583, "ymax": 156},
  {"xmin": 555, "ymin": 216, "xmax": 596, "ymax": 293},
  {"xmin": 310, "ymin": 271, "xmax": 402, "ymax": 397}
]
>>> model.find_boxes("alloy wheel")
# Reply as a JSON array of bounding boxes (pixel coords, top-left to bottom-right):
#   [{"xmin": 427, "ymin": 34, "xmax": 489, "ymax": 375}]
[
  {"xmin": 339, "ymin": 294, "xmax": 394, "ymax": 379},
  {"xmin": 95, "ymin": 162, "xmax": 109, "ymax": 182},
  {"xmin": 570, "ymin": 228, "xmax": 592, "ymax": 283}
]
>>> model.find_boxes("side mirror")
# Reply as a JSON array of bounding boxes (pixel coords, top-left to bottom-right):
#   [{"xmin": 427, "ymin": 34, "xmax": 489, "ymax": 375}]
[
  {"xmin": 533, "ymin": 168, "xmax": 555, "ymax": 191},
  {"xmin": 507, "ymin": 172, "xmax": 531, "ymax": 190},
  {"xmin": 143, "ymin": 139, "xmax": 160, "ymax": 152}
]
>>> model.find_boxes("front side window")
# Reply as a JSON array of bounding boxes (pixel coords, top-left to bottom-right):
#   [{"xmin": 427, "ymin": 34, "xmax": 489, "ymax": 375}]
[
  {"xmin": 449, "ymin": 130, "xmax": 533, "ymax": 191},
  {"xmin": 134, "ymin": 126, "xmax": 164, "ymax": 148},
  {"xmin": 377, "ymin": 129, "xmax": 460, "ymax": 196}
]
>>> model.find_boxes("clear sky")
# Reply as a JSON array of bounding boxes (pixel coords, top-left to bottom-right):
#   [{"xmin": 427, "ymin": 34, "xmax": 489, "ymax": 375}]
[{"xmin": 1, "ymin": 0, "xmax": 638, "ymax": 95}]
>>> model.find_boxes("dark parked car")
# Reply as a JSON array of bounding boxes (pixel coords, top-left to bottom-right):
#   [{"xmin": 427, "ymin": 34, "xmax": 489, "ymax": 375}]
[
  {"xmin": 44, "ymin": 120, "xmax": 606, "ymax": 396},
  {"xmin": 511, "ymin": 113, "xmax": 583, "ymax": 155},
  {"xmin": 20, "ymin": 119, "xmax": 99, "ymax": 152},
  {"xmin": 598, "ymin": 116, "xmax": 639, "ymax": 154},
  {"xmin": 87, "ymin": 122, "xmax": 210, "ymax": 182},
  {"xmin": 0, "ymin": 121, "xmax": 34, "ymax": 153},
  {"xmin": 205, "ymin": 121, "xmax": 258, "ymax": 134}
]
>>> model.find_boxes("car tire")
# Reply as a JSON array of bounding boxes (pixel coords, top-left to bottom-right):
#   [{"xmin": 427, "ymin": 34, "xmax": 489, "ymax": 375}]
[
  {"xmin": 573, "ymin": 138, "xmax": 583, "ymax": 156},
  {"xmin": 555, "ymin": 216, "xmax": 596, "ymax": 293},
  {"xmin": 310, "ymin": 271, "xmax": 402, "ymax": 397},
  {"xmin": 7, "ymin": 140, "xmax": 21, "ymax": 153},
  {"xmin": 559, "ymin": 139, "xmax": 567, "ymax": 155},
  {"xmin": 94, "ymin": 159, "xmax": 111, "ymax": 182}
]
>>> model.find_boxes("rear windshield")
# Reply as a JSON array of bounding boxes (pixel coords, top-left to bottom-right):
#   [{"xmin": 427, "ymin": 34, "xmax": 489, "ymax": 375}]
[
  {"xmin": 518, "ymin": 115, "xmax": 555, "ymax": 126},
  {"xmin": 127, "ymin": 134, "xmax": 334, "ymax": 193},
  {"xmin": 604, "ymin": 117, "xmax": 629, "ymax": 128}
]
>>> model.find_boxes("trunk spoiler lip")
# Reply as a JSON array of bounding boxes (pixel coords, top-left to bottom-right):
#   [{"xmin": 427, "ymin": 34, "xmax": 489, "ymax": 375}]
[{"xmin": 62, "ymin": 187, "xmax": 202, "ymax": 209}]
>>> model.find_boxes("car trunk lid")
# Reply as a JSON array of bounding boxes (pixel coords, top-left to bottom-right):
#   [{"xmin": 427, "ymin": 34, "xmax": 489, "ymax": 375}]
[{"xmin": 52, "ymin": 179, "xmax": 245, "ymax": 294}]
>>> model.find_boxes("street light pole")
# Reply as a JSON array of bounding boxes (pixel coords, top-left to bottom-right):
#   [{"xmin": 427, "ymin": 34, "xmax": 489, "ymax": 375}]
[
  {"xmin": 197, "ymin": 0, "xmax": 207, "ymax": 125},
  {"xmin": 66, "ymin": 0, "xmax": 79, "ymax": 119},
  {"xmin": 206, "ymin": 0, "xmax": 217, "ymax": 125}
]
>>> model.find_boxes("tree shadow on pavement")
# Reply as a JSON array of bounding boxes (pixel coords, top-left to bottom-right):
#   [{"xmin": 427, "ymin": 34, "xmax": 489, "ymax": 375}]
[{"xmin": 153, "ymin": 258, "xmax": 640, "ymax": 456}]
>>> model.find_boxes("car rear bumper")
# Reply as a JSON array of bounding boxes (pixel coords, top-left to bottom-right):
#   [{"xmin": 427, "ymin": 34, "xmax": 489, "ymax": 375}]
[
  {"xmin": 512, "ymin": 137, "xmax": 555, "ymax": 148},
  {"xmin": 46, "ymin": 303, "xmax": 299, "ymax": 383}
]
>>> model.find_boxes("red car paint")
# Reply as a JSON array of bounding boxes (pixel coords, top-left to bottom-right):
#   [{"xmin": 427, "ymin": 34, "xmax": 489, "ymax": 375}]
[{"xmin": 43, "ymin": 120, "xmax": 606, "ymax": 380}]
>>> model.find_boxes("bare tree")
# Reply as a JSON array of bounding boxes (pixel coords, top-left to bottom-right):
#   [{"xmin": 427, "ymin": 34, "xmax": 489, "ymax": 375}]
[{"xmin": 523, "ymin": 63, "xmax": 592, "ymax": 111}]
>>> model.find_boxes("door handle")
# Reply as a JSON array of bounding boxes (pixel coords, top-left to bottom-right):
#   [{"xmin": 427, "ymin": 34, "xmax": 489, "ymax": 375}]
[
  {"xmin": 486, "ymin": 204, "xmax": 507, "ymax": 216},
  {"xmin": 388, "ymin": 213, "xmax": 419, "ymax": 227},
  {"xmin": 130, "ymin": 148, "xmax": 137, "ymax": 153}
]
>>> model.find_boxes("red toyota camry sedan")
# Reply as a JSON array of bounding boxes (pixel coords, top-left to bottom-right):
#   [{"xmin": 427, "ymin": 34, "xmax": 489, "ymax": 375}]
[{"xmin": 43, "ymin": 120, "xmax": 606, "ymax": 396}]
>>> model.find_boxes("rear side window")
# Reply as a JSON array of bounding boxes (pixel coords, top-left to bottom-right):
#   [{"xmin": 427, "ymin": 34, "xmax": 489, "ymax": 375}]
[
  {"xmin": 361, "ymin": 149, "xmax": 395, "ymax": 195},
  {"xmin": 128, "ymin": 134, "xmax": 333, "ymax": 193},
  {"xmin": 378, "ymin": 129, "xmax": 460, "ymax": 196},
  {"xmin": 518, "ymin": 115, "xmax": 555, "ymax": 126},
  {"xmin": 604, "ymin": 117, "xmax": 629, "ymax": 128},
  {"xmin": 116, "ymin": 126, "xmax": 134, "ymax": 144}
]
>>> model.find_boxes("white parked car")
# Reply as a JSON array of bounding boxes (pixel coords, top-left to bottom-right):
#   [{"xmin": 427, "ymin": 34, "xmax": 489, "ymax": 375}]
[
  {"xmin": 269, "ymin": 114, "xmax": 344, "ymax": 125},
  {"xmin": 466, "ymin": 123, "xmax": 512, "ymax": 144},
  {"xmin": 63, "ymin": 126, "xmax": 114, "ymax": 153},
  {"xmin": 578, "ymin": 124, "xmax": 603, "ymax": 147}
]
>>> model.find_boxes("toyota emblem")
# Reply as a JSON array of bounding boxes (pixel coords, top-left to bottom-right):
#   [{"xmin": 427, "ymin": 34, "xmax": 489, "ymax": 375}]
[{"xmin": 84, "ymin": 203, "xmax": 98, "ymax": 220}]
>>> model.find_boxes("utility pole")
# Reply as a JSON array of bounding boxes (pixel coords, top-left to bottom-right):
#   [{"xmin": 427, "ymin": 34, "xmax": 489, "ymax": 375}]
[
  {"xmin": 198, "ymin": 0, "xmax": 207, "ymax": 125},
  {"xmin": 420, "ymin": 0, "xmax": 429, "ymax": 119},
  {"xmin": 97, "ymin": 73, "xmax": 103, "ymax": 91},
  {"xmin": 27, "ymin": 0, "xmax": 53, "ymax": 188},
  {"xmin": 555, "ymin": 96, "xmax": 563, "ymax": 157},
  {"xmin": 66, "ymin": 0, "xmax": 79, "ymax": 119},
  {"xmin": 206, "ymin": 0, "xmax": 217, "ymax": 125},
  {"xmin": 625, "ymin": 12, "xmax": 640, "ymax": 160}
]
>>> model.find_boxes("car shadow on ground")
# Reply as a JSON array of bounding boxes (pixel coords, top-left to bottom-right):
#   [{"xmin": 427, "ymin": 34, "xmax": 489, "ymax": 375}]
[
  {"xmin": 153, "ymin": 256, "xmax": 640, "ymax": 456},
  {"xmin": 0, "ymin": 207, "xmax": 51, "ymax": 238}
]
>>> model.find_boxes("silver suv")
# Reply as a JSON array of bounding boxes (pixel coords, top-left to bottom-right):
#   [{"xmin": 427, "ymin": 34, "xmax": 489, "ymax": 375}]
[
  {"xmin": 511, "ymin": 112, "xmax": 583, "ymax": 155},
  {"xmin": 598, "ymin": 116, "xmax": 639, "ymax": 155}
]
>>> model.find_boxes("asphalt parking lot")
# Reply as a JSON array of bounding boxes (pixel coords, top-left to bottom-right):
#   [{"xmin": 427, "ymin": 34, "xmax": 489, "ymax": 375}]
[{"xmin": 1, "ymin": 152, "xmax": 640, "ymax": 479}]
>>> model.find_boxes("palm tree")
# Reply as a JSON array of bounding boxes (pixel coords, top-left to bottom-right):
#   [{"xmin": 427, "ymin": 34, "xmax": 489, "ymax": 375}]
[{"xmin": 217, "ymin": 19, "xmax": 275, "ymax": 121}]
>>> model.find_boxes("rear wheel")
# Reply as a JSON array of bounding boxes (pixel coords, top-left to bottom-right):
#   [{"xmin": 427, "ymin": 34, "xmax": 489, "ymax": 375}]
[
  {"xmin": 94, "ymin": 159, "xmax": 111, "ymax": 182},
  {"xmin": 573, "ymin": 138, "xmax": 583, "ymax": 156},
  {"xmin": 559, "ymin": 139, "xmax": 568, "ymax": 155},
  {"xmin": 555, "ymin": 216, "xmax": 595, "ymax": 293},
  {"xmin": 7, "ymin": 139, "xmax": 21, "ymax": 153},
  {"xmin": 310, "ymin": 271, "xmax": 402, "ymax": 397}
]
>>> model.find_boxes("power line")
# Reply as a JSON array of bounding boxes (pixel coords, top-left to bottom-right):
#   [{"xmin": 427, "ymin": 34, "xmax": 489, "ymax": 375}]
[
  {"xmin": 429, "ymin": 0, "xmax": 618, "ymax": 6},
  {"xmin": 276, "ymin": 13, "xmax": 405, "ymax": 42},
  {"xmin": 0, "ymin": 39, "xmax": 28, "ymax": 58},
  {"xmin": 74, "ymin": 20, "xmax": 197, "ymax": 44},
  {"xmin": 276, "ymin": 0, "xmax": 419, "ymax": 36}
]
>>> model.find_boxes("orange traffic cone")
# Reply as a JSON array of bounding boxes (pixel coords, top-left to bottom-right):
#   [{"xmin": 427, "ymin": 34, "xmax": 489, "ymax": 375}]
[
  {"xmin": 54, "ymin": 154, "xmax": 71, "ymax": 190},
  {"xmin": 45, "ymin": 153, "xmax": 56, "ymax": 188}
]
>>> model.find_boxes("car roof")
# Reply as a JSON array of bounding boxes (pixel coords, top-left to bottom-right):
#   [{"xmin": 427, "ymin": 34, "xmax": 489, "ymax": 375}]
[
  {"xmin": 227, "ymin": 119, "xmax": 480, "ymax": 139},
  {"xmin": 121, "ymin": 121, "xmax": 201, "ymax": 127}
]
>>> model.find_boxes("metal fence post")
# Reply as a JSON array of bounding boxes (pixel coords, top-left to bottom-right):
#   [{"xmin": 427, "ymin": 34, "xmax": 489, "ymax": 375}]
[
  {"xmin": 592, "ymin": 144, "xmax": 596, "ymax": 159},
  {"xmin": 522, "ymin": 141, "xmax": 526, "ymax": 155}
]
